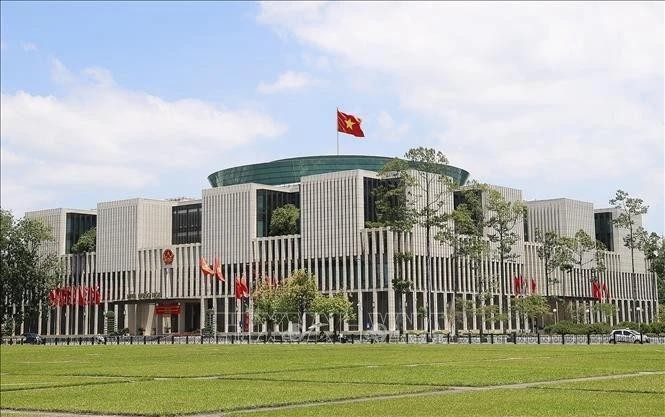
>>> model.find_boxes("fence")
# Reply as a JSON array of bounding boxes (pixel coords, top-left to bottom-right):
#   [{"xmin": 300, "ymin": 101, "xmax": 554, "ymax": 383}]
[{"xmin": 3, "ymin": 332, "xmax": 665, "ymax": 346}]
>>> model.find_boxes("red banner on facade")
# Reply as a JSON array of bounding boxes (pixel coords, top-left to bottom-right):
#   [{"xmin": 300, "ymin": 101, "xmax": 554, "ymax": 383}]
[
  {"xmin": 155, "ymin": 303, "xmax": 181, "ymax": 315},
  {"xmin": 48, "ymin": 286, "xmax": 101, "ymax": 307}
]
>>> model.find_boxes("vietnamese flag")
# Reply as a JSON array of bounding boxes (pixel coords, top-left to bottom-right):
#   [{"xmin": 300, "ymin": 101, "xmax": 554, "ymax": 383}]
[
  {"xmin": 213, "ymin": 257, "xmax": 224, "ymax": 282},
  {"xmin": 337, "ymin": 110, "xmax": 365, "ymax": 138},
  {"xmin": 199, "ymin": 257, "xmax": 214, "ymax": 277},
  {"xmin": 234, "ymin": 276, "xmax": 249, "ymax": 300}
]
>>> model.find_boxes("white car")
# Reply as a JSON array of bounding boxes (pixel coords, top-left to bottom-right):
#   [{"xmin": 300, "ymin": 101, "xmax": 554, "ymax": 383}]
[{"xmin": 609, "ymin": 329, "xmax": 650, "ymax": 344}]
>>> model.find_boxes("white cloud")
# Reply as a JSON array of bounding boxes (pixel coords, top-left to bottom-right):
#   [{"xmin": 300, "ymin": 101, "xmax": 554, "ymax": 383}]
[
  {"xmin": 374, "ymin": 111, "xmax": 410, "ymax": 141},
  {"xmin": 257, "ymin": 70, "xmax": 318, "ymax": 94},
  {"xmin": 21, "ymin": 42, "xmax": 37, "ymax": 51},
  {"xmin": 258, "ymin": 2, "xmax": 664, "ymax": 231},
  {"xmin": 1, "ymin": 59, "xmax": 286, "ymax": 214}
]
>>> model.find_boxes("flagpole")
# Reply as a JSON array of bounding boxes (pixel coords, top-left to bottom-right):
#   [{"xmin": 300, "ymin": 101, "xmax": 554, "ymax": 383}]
[{"xmin": 336, "ymin": 107, "xmax": 339, "ymax": 156}]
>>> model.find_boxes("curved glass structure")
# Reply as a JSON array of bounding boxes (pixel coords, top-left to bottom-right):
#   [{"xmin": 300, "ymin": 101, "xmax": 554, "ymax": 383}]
[{"xmin": 207, "ymin": 155, "xmax": 470, "ymax": 187}]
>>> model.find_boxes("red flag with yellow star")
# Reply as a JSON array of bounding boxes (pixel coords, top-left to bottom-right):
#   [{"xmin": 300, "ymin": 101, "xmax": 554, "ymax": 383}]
[{"xmin": 337, "ymin": 110, "xmax": 365, "ymax": 138}]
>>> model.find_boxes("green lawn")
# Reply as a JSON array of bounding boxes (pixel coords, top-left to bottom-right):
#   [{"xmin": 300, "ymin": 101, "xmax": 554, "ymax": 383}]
[{"xmin": 1, "ymin": 345, "xmax": 663, "ymax": 416}]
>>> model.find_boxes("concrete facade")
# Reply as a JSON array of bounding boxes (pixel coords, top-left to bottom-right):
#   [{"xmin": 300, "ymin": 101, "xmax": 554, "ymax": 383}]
[{"xmin": 18, "ymin": 157, "xmax": 659, "ymax": 336}]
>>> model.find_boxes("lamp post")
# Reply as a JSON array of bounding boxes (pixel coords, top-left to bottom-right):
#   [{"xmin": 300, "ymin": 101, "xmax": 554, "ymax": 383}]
[
  {"xmin": 636, "ymin": 306, "xmax": 642, "ymax": 343},
  {"xmin": 552, "ymin": 308, "xmax": 558, "ymax": 324},
  {"xmin": 585, "ymin": 308, "xmax": 591, "ymax": 325}
]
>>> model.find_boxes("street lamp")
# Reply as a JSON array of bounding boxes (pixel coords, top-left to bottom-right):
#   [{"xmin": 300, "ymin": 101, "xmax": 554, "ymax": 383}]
[
  {"xmin": 636, "ymin": 306, "xmax": 643, "ymax": 342},
  {"xmin": 552, "ymin": 308, "xmax": 558, "ymax": 324},
  {"xmin": 585, "ymin": 308, "xmax": 591, "ymax": 324}
]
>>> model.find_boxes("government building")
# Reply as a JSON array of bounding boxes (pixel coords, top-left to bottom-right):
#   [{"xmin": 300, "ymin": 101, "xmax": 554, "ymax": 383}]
[{"xmin": 19, "ymin": 155, "xmax": 659, "ymax": 337}]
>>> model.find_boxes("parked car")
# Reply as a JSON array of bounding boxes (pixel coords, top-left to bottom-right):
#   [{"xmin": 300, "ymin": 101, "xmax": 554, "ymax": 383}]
[
  {"xmin": 22, "ymin": 333, "xmax": 44, "ymax": 345},
  {"xmin": 609, "ymin": 329, "xmax": 650, "ymax": 344}
]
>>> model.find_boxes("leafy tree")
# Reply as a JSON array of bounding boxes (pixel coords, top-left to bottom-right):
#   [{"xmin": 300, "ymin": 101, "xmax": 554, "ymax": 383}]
[
  {"xmin": 437, "ymin": 184, "xmax": 490, "ymax": 335},
  {"xmin": 269, "ymin": 204, "xmax": 300, "ymax": 236},
  {"xmin": 484, "ymin": 189, "xmax": 527, "ymax": 329},
  {"xmin": 278, "ymin": 269, "xmax": 319, "ymax": 333},
  {"xmin": 252, "ymin": 278, "xmax": 282, "ymax": 340},
  {"xmin": 609, "ymin": 190, "xmax": 648, "ymax": 320},
  {"xmin": 486, "ymin": 189, "xmax": 527, "ymax": 270},
  {"xmin": 0, "ymin": 210, "xmax": 60, "ymax": 332},
  {"xmin": 593, "ymin": 302, "xmax": 616, "ymax": 323},
  {"xmin": 104, "ymin": 311, "xmax": 116, "ymax": 335},
  {"xmin": 559, "ymin": 230, "xmax": 607, "ymax": 301},
  {"xmin": 638, "ymin": 231, "xmax": 665, "ymax": 305},
  {"xmin": 374, "ymin": 147, "xmax": 454, "ymax": 339},
  {"xmin": 391, "ymin": 276, "xmax": 412, "ymax": 335},
  {"xmin": 71, "ymin": 227, "xmax": 96, "ymax": 253},
  {"xmin": 534, "ymin": 229, "xmax": 571, "ymax": 297},
  {"xmin": 514, "ymin": 295, "xmax": 550, "ymax": 332},
  {"xmin": 312, "ymin": 293, "xmax": 355, "ymax": 335}
]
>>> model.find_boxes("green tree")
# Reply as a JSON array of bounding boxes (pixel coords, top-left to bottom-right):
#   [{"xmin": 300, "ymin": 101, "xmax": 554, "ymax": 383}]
[
  {"xmin": 638, "ymin": 231, "xmax": 664, "ymax": 305},
  {"xmin": 484, "ymin": 189, "xmax": 527, "ymax": 329},
  {"xmin": 252, "ymin": 278, "xmax": 282, "ymax": 340},
  {"xmin": 391, "ymin": 276, "xmax": 412, "ymax": 335},
  {"xmin": 609, "ymin": 190, "xmax": 649, "ymax": 321},
  {"xmin": 486, "ymin": 189, "xmax": 527, "ymax": 270},
  {"xmin": 437, "ymin": 183, "xmax": 490, "ymax": 335},
  {"xmin": 269, "ymin": 204, "xmax": 300, "ymax": 236},
  {"xmin": 278, "ymin": 269, "xmax": 319, "ymax": 334},
  {"xmin": 312, "ymin": 293, "xmax": 355, "ymax": 335},
  {"xmin": 374, "ymin": 147, "xmax": 454, "ymax": 339},
  {"xmin": 514, "ymin": 295, "xmax": 551, "ymax": 332},
  {"xmin": 534, "ymin": 229, "xmax": 570, "ymax": 297},
  {"xmin": 71, "ymin": 227, "xmax": 96, "ymax": 253},
  {"xmin": 0, "ymin": 210, "xmax": 60, "ymax": 332},
  {"xmin": 104, "ymin": 311, "xmax": 116, "ymax": 335},
  {"xmin": 560, "ymin": 230, "xmax": 607, "ymax": 294},
  {"xmin": 593, "ymin": 302, "xmax": 616, "ymax": 323}
]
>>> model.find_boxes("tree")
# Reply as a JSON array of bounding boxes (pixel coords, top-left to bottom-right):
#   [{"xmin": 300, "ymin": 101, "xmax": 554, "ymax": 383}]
[
  {"xmin": 279, "ymin": 269, "xmax": 319, "ymax": 333},
  {"xmin": 252, "ymin": 278, "xmax": 282, "ymax": 340},
  {"xmin": 312, "ymin": 293, "xmax": 355, "ymax": 336},
  {"xmin": 375, "ymin": 148, "xmax": 454, "ymax": 339},
  {"xmin": 593, "ymin": 302, "xmax": 616, "ymax": 323},
  {"xmin": 484, "ymin": 189, "xmax": 527, "ymax": 328},
  {"xmin": 534, "ymin": 229, "xmax": 570, "ymax": 297},
  {"xmin": 514, "ymin": 295, "xmax": 550, "ymax": 333},
  {"xmin": 269, "ymin": 204, "xmax": 299, "ymax": 236},
  {"xmin": 638, "ymin": 231, "xmax": 664, "ymax": 305},
  {"xmin": 71, "ymin": 227, "xmax": 96, "ymax": 253},
  {"xmin": 437, "ymin": 183, "xmax": 490, "ymax": 336},
  {"xmin": 1, "ymin": 210, "xmax": 60, "ymax": 332},
  {"xmin": 609, "ymin": 190, "xmax": 648, "ymax": 321},
  {"xmin": 391, "ymin": 276, "xmax": 412, "ymax": 335},
  {"xmin": 560, "ymin": 230, "xmax": 606, "ymax": 290}
]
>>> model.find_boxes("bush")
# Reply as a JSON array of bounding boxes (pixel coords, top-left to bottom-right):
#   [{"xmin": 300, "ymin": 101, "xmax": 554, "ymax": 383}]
[
  {"xmin": 614, "ymin": 321, "xmax": 636, "ymax": 329},
  {"xmin": 639, "ymin": 322, "xmax": 665, "ymax": 335},
  {"xmin": 544, "ymin": 321, "xmax": 587, "ymax": 335},
  {"xmin": 587, "ymin": 322, "xmax": 612, "ymax": 335}
]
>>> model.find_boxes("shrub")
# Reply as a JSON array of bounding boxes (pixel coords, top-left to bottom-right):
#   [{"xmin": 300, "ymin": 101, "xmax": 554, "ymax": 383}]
[
  {"xmin": 544, "ymin": 321, "xmax": 587, "ymax": 335},
  {"xmin": 587, "ymin": 322, "xmax": 611, "ymax": 335}
]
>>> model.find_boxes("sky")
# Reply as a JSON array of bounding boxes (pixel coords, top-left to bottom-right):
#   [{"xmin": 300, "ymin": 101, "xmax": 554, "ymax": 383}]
[{"xmin": 1, "ymin": 2, "xmax": 663, "ymax": 232}]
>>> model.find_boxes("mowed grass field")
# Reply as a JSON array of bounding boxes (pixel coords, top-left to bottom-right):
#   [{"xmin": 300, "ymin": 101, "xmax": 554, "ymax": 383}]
[{"xmin": 1, "ymin": 344, "xmax": 664, "ymax": 416}]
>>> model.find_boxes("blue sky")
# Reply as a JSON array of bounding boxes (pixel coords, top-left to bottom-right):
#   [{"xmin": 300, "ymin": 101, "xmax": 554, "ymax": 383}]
[{"xmin": 1, "ymin": 2, "xmax": 663, "ymax": 233}]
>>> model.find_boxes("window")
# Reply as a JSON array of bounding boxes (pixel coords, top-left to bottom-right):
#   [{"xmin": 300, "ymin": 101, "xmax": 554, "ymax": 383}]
[
  {"xmin": 172, "ymin": 203, "xmax": 202, "ymax": 244},
  {"xmin": 256, "ymin": 189, "xmax": 300, "ymax": 237},
  {"xmin": 594, "ymin": 212, "xmax": 614, "ymax": 251},
  {"xmin": 65, "ymin": 213, "xmax": 97, "ymax": 253}
]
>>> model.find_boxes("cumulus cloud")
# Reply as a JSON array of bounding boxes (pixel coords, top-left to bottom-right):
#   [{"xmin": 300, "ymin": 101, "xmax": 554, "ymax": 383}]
[
  {"xmin": 375, "ymin": 111, "xmax": 410, "ymax": 141},
  {"xmin": 258, "ymin": 1, "xmax": 664, "ymax": 230},
  {"xmin": 257, "ymin": 70, "xmax": 318, "ymax": 94},
  {"xmin": 1, "ymin": 59, "xmax": 286, "ymax": 214}
]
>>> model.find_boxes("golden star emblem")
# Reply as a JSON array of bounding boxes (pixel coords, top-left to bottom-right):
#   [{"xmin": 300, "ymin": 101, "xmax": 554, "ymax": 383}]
[{"xmin": 345, "ymin": 118, "xmax": 355, "ymax": 129}]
